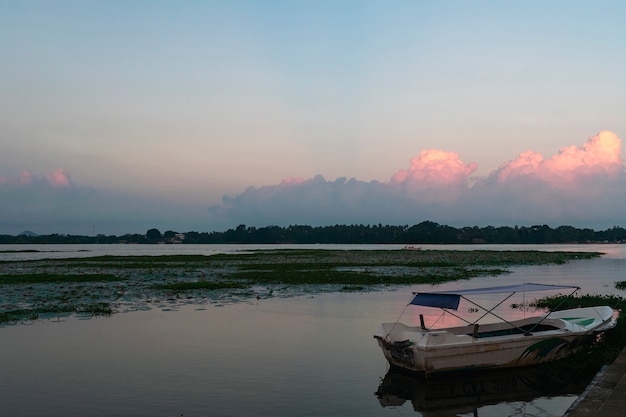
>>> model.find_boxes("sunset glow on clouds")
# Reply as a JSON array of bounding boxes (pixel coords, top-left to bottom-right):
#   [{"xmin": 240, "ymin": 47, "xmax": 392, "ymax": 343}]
[
  {"xmin": 492, "ymin": 131, "xmax": 623, "ymax": 187},
  {"xmin": 44, "ymin": 169, "xmax": 73, "ymax": 188},
  {"xmin": 0, "ymin": 169, "xmax": 73, "ymax": 187},
  {"xmin": 390, "ymin": 150, "xmax": 478, "ymax": 187},
  {"xmin": 2, "ymin": 131, "xmax": 626, "ymax": 235},
  {"xmin": 207, "ymin": 131, "xmax": 626, "ymax": 230},
  {"xmin": 2, "ymin": 2, "xmax": 626, "ymax": 235}
]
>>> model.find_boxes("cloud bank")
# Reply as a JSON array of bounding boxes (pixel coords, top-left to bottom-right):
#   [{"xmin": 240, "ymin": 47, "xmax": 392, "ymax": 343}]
[
  {"xmin": 2, "ymin": 131, "xmax": 625, "ymax": 235},
  {"xmin": 0, "ymin": 169, "xmax": 207, "ymax": 235},
  {"xmin": 210, "ymin": 131, "xmax": 626, "ymax": 230},
  {"xmin": 0, "ymin": 168, "xmax": 73, "ymax": 188}
]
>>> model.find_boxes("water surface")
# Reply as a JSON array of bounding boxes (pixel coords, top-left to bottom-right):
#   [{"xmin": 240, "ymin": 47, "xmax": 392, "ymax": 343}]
[{"xmin": 1, "ymin": 243, "xmax": 624, "ymax": 416}]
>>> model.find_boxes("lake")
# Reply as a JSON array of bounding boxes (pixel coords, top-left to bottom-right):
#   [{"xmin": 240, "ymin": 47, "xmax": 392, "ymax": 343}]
[{"xmin": 1, "ymin": 243, "xmax": 624, "ymax": 416}]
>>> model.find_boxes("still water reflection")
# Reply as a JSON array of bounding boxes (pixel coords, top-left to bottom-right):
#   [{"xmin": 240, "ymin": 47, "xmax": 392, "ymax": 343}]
[
  {"xmin": 376, "ymin": 365, "xmax": 599, "ymax": 417},
  {"xmin": 1, "ymin": 244, "xmax": 624, "ymax": 416}
]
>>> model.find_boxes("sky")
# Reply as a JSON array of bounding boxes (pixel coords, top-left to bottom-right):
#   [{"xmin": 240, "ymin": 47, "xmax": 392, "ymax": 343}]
[{"xmin": 1, "ymin": 1, "xmax": 626, "ymax": 236}]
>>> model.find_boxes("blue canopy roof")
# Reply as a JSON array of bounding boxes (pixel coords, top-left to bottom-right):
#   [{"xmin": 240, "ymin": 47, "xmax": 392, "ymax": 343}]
[{"xmin": 410, "ymin": 283, "xmax": 579, "ymax": 310}]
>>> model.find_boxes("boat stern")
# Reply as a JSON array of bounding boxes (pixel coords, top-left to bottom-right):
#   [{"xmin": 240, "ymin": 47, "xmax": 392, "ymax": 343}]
[{"xmin": 374, "ymin": 323, "xmax": 427, "ymax": 372}]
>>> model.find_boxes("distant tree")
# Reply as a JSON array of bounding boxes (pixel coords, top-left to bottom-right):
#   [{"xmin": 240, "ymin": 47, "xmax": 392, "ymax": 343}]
[
  {"xmin": 554, "ymin": 225, "xmax": 579, "ymax": 243},
  {"xmin": 146, "ymin": 228, "xmax": 162, "ymax": 242},
  {"xmin": 182, "ymin": 231, "xmax": 200, "ymax": 243},
  {"xmin": 163, "ymin": 230, "xmax": 176, "ymax": 240},
  {"xmin": 3, "ymin": 222, "xmax": 626, "ymax": 244}
]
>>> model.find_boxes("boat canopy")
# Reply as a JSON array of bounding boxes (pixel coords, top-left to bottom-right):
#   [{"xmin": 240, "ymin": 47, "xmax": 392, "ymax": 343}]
[{"xmin": 410, "ymin": 283, "xmax": 579, "ymax": 310}]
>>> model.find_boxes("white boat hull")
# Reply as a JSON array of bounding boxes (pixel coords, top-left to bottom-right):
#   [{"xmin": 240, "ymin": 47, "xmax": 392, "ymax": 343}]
[{"xmin": 375, "ymin": 306, "xmax": 616, "ymax": 376}]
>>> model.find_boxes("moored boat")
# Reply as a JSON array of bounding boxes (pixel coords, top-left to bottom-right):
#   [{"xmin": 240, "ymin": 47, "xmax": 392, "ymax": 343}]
[{"xmin": 374, "ymin": 283, "xmax": 617, "ymax": 376}]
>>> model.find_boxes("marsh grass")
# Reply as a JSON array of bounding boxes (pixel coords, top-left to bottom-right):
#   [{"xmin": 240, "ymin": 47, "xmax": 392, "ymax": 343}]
[
  {"xmin": 227, "ymin": 267, "xmax": 508, "ymax": 285},
  {"xmin": 0, "ymin": 273, "xmax": 121, "ymax": 284},
  {"xmin": 152, "ymin": 281, "xmax": 249, "ymax": 291},
  {"xmin": 0, "ymin": 302, "xmax": 113, "ymax": 324},
  {"xmin": 341, "ymin": 285, "xmax": 366, "ymax": 291},
  {"xmin": 0, "ymin": 249, "xmax": 604, "ymax": 325},
  {"xmin": 16, "ymin": 250, "xmax": 600, "ymax": 271},
  {"xmin": 50, "ymin": 257, "xmax": 213, "ymax": 269}
]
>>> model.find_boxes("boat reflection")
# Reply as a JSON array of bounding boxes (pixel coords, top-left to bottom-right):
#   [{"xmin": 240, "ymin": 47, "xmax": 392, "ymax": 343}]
[{"xmin": 375, "ymin": 364, "xmax": 600, "ymax": 416}]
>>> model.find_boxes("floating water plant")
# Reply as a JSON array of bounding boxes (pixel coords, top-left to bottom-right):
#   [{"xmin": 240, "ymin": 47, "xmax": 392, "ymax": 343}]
[
  {"xmin": 0, "ymin": 273, "xmax": 121, "ymax": 285},
  {"xmin": 151, "ymin": 281, "xmax": 249, "ymax": 291},
  {"xmin": 0, "ymin": 302, "xmax": 113, "ymax": 324},
  {"xmin": 0, "ymin": 249, "xmax": 604, "ymax": 325}
]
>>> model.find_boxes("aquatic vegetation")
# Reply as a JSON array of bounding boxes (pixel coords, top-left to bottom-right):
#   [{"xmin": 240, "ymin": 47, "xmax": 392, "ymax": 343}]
[
  {"xmin": 0, "ymin": 273, "xmax": 121, "ymax": 285},
  {"xmin": 0, "ymin": 249, "xmax": 603, "ymax": 325},
  {"xmin": 0, "ymin": 302, "xmax": 113, "ymax": 324},
  {"xmin": 615, "ymin": 281, "xmax": 626, "ymax": 290},
  {"xmin": 227, "ymin": 267, "xmax": 509, "ymax": 285},
  {"xmin": 341, "ymin": 285, "xmax": 365, "ymax": 291},
  {"xmin": 152, "ymin": 281, "xmax": 249, "ymax": 291}
]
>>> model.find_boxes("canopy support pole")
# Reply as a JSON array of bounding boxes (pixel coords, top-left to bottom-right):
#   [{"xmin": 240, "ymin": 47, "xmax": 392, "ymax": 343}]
[
  {"xmin": 462, "ymin": 292, "xmax": 532, "ymax": 335},
  {"xmin": 466, "ymin": 292, "xmax": 516, "ymax": 324},
  {"xmin": 385, "ymin": 302, "xmax": 412, "ymax": 339},
  {"xmin": 526, "ymin": 286, "xmax": 580, "ymax": 333}
]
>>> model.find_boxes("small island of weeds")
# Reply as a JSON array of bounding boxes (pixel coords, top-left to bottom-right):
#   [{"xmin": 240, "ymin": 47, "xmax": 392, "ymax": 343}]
[{"xmin": 0, "ymin": 249, "xmax": 603, "ymax": 325}]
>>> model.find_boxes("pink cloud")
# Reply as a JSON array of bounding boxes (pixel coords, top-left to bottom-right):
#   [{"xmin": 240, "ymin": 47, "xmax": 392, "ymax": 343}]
[
  {"xmin": 44, "ymin": 168, "xmax": 72, "ymax": 187},
  {"xmin": 0, "ymin": 171, "xmax": 33, "ymax": 185},
  {"xmin": 280, "ymin": 177, "xmax": 306, "ymax": 185},
  {"xmin": 492, "ymin": 131, "xmax": 623, "ymax": 187},
  {"xmin": 19, "ymin": 171, "xmax": 34, "ymax": 185},
  {"xmin": 208, "ymin": 130, "xmax": 626, "ymax": 231},
  {"xmin": 390, "ymin": 149, "xmax": 478, "ymax": 187},
  {"xmin": 3, "ymin": 131, "xmax": 625, "ymax": 234},
  {"xmin": 0, "ymin": 169, "xmax": 73, "ymax": 188}
]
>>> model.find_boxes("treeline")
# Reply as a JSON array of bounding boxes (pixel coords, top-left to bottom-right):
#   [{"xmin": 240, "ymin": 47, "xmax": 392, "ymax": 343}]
[{"xmin": 2, "ymin": 221, "xmax": 626, "ymax": 244}]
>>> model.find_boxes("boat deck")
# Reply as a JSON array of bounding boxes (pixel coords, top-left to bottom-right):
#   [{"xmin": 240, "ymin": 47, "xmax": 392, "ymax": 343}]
[{"xmin": 471, "ymin": 323, "xmax": 560, "ymax": 338}]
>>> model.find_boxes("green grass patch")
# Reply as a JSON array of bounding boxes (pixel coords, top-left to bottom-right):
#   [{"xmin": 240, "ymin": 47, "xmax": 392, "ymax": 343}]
[
  {"xmin": 235, "ymin": 260, "xmax": 462, "ymax": 271},
  {"xmin": 0, "ymin": 273, "xmax": 122, "ymax": 284},
  {"xmin": 17, "ymin": 249, "xmax": 601, "ymax": 268},
  {"xmin": 152, "ymin": 281, "xmax": 249, "ymax": 291},
  {"xmin": 25, "ymin": 254, "xmax": 219, "ymax": 270},
  {"xmin": 532, "ymin": 293, "xmax": 626, "ymax": 311},
  {"xmin": 341, "ymin": 285, "xmax": 366, "ymax": 291},
  {"xmin": 227, "ymin": 267, "xmax": 508, "ymax": 285},
  {"xmin": 0, "ymin": 249, "xmax": 604, "ymax": 325},
  {"xmin": 0, "ymin": 302, "xmax": 113, "ymax": 324}
]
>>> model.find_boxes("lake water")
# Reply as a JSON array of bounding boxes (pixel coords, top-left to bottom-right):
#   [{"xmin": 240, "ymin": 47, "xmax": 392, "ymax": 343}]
[{"xmin": 1, "ymin": 243, "xmax": 625, "ymax": 417}]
